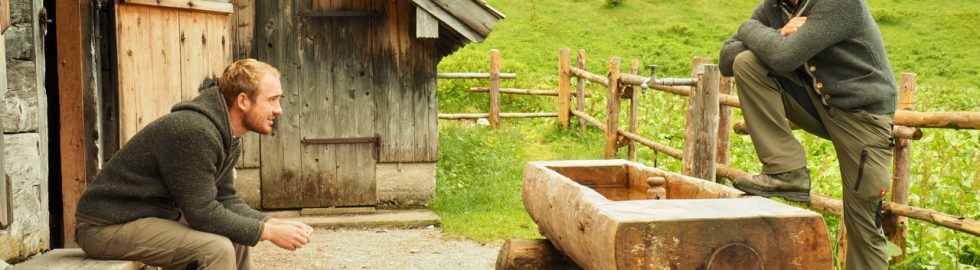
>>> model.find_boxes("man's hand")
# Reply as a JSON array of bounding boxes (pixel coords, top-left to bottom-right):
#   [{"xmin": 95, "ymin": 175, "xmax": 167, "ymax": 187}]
[
  {"xmin": 781, "ymin": 16, "xmax": 807, "ymax": 37},
  {"xmin": 269, "ymin": 218, "xmax": 314, "ymax": 235},
  {"xmin": 260, "ymin": 218, "xmax": 313, "ymax": 251}
]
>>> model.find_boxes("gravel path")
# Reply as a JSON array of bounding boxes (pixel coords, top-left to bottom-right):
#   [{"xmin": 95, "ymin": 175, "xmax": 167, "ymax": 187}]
[{"xmin": 251, "ymin": 226, "xmax": 501, "ymax": 270}]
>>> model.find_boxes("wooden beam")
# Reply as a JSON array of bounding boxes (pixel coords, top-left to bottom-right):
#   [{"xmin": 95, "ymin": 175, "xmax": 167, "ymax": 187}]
[
  {"xmin": 576, "ymin": 49, "xmax": 587, "ymax": 132},
  {"xmin": 56, "ymin": 0, "xmax": 96, "ymax": 248},
  {"xmin": 411, "ymin": 0, "xmax": 483, "ymax": 42},
  {"xmin": 438, "ymin": 112, "xmax": 558, "ymax": 120},
  {"xmin": 604, "ymin": 58, "xmax": 621, "ymax": 159},
  {"xmin": 558, "ymin": 49, "xmax": 571, "ymax": 128},
  {"xmin": 298, "ymin": 11, "xmax": 374, "ymax": 17},
  {"xmin": 717, "ymin": 76, "xmax": 734, "ymax": 168},
  {"xmin": 627, "ymin": 59, "xmax": 639, "ymax": 161},
  {"xmin": 568, "ymin": 66, "xmax": 608, "ymax": 86},
  {"xmin": 489, "ymin": 49, "xmax": 501, "ymax": 129},
  {"xmin": 121, "ymin": 0, "xmax": 233, "ymax": 14},
  {"xmin": 683, "ymin": 64, "xmax": 719, "ymax": 181},
  {"xmin": 893, "ymin": 110, "xmax": 980, "ymax": 129},
  {"xmin": 468, "ymin": 87, "xmax": 591, "ymax": 97},
  {"xmin": 734, "ymin": 120, "xmax": 923, "ymax": 140},
  {"xmin": 0, "ymin": 0, "xmax": 9, "ymax": 33},
  {"xmin": 682, "ymin": 57, "xmax": 710, "ymax": 177},
  {"xmin": 415, "ymin": 7, "xmax": 439, "ymax": 38},
  {"xmin": 437, "ymin": 72, "xmax": 516, "ymax": 79},
  {"xmin": 495, "ymin": 239, "xmax": 581, "ymax": 270},
  {"xmin": 888, "ymin": 73, "xmax": 916, "ymax": 264}
]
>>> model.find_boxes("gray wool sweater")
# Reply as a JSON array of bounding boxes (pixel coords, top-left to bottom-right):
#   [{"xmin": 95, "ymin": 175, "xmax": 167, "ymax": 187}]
[
  {"xmin": 76, "ymin": 87, "xmax": 267, "ymax": 246},
  {"xmin": 719, "ymin": 0, "xmax": 898, "ymax": 115}
]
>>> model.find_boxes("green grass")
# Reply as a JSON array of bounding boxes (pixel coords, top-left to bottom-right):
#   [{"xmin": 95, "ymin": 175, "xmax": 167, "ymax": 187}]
[{"xmin": 432, "ymin": 0, "xmax": 979, "ymax": 268}]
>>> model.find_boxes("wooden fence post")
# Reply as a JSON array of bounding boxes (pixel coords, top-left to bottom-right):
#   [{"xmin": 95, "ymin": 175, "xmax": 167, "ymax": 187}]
[
  {"xmin": 888, "ymin": 72, "xmax": 916, "ymax": 264},
  {"xmin": 716, "ymin": 76, "xmax": 734, "ymax": 182},
  {"xmin": 628, "ymin": 59, "xmax": 640, "ymax": 161},
  {"xmin": 604, "ymin": 57, "xmax": 622, "ymax": 159},
  {"xmin": 577, "ymin": 49, "xmax": 587, "ymax": 132},
  {"xmin": 682, "ymin": 64, "xmax": 720, "ymax": 181},
  {"xmin": 682, "ymin": 56, "xmax": 711, "ymax": 176},
  {"xmin": 836, "ymin": 224, "xmax": 848, "ymax": 268},
  {"xmin": 489, "ymin": 49, "xmax": 501, "ymax": 129},
  {"xmin": 558, "ymin": 49, "xmax": 571, "ymax": 128}
]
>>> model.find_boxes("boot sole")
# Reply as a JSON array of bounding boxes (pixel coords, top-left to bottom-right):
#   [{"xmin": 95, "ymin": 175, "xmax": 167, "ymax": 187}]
[{"xmin": 732, "ymin": 182, "xmax": 811, "ymax": 203}]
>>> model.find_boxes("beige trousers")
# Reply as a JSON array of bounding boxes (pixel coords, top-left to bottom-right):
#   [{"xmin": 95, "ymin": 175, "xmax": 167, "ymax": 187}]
[{"xmin": 76, "ymin": 217, "xmax": 251, "ymax": 270}]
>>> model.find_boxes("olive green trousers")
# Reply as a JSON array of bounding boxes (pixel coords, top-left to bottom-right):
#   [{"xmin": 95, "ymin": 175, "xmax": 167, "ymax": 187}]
[{"xmin": 734, "ymin": 51, "xmax": 893, "ymax": 269}]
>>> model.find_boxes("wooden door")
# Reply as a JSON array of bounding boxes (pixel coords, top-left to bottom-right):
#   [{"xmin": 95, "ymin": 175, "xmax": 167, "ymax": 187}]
[
  {"xmin": 115, "ymin": 2, "xmax": 231, "ymax": 144},
  {"xmin": 259, "ymin": 0, "xmax": 378, "ymax": 209}
]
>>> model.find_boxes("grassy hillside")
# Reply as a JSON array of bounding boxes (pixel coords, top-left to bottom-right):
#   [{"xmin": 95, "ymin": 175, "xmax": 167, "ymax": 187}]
[{"xmin": 431, "ymin": 0, "xmax": 979, "ymax": 268}]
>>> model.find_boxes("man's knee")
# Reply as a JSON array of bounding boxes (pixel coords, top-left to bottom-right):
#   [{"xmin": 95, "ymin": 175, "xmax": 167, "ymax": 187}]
[
  {"xmin": 733, "ymin": 50, "xmax": 765, "ymax": 75},
  {"xmin": 196, "ymin": 236, "xmax": 236, "ymax": 268}
]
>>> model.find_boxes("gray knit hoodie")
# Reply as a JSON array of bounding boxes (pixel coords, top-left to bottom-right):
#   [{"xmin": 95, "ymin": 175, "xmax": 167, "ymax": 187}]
[
  {"xmin": 76, "ymin": 87, "xmax": 267, "ymax": 246},
  {"xmin": 719, "ymin": 0, "xmax": 898, "ymax": 115}
]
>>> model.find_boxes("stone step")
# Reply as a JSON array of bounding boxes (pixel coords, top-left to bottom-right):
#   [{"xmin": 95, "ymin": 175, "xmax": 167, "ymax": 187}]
[{"xmin": 11, "ymin": 249, "xmax": 143, "ymax": 270}]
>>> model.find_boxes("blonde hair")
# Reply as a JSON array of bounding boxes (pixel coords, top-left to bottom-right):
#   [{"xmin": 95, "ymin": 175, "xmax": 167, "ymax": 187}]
[{"xmin": 217, "ymin": 59, "xmax": 281, "ymax": 108}]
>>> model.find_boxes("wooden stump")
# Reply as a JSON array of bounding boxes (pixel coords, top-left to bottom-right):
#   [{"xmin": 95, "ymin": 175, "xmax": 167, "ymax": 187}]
[{"xmin": 495, "ymin": 239, "xmax": 582, "ymax": 270}]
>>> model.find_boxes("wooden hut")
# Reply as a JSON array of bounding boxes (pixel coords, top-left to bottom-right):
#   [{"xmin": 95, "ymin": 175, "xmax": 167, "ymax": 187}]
[{"xmin": 239, "ymin": 0, "xmax": 505, "ymax": 209}]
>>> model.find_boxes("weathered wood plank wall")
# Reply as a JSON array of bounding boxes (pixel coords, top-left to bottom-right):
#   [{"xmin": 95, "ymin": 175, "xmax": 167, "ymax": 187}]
[
  {"xmin": 257, "ymin": 0, "xmax": 438, "ymax": 208},
  {"xmin": 116, "ymin": 4, "xmax": 231, "ymax": 144}
]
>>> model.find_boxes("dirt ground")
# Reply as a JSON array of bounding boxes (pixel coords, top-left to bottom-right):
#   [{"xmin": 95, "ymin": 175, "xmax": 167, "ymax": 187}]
[{"xmin": 251, "ymin": 226, "xmax": 501, "ymax": 270}]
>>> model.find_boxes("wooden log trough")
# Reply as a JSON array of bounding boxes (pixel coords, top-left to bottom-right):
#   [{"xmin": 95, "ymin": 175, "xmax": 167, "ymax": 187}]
[{"xmin": 520, "ymin": 160, "xmax": 832, "ymax": 269}]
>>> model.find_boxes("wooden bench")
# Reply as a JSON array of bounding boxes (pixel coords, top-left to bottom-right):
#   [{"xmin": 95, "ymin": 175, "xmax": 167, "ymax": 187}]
[{"xmin": 12, "ymin": 249, "xmax": 144, "ymax": 270}]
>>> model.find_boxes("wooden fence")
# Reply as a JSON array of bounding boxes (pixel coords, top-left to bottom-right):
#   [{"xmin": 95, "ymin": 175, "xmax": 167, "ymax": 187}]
[
  {"xmin": 439, "ymin": 48, "xmax": 979, "ymax": 264},
  {"xmin": 554, "ymin": 47, "xmax": 979, "ymax": 265},
  {"xmin": 438, "ymin": 49, "xmax": 576, "ymax": 129}
]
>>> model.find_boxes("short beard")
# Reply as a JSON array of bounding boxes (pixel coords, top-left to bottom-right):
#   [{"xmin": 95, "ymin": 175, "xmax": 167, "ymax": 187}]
[{"xmin": 243, "ymin": 109, "xmax": 272, "ymax": 135}]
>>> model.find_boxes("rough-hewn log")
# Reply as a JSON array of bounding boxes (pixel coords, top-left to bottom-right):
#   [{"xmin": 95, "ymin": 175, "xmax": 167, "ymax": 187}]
[
  {"xmin": 576, "ymin": 50, "xmax": 587, "ymax": 132},
  {"xmin": 733, "ymin": 120, "xmax": 923, "ymax": 140},
  {"xmin": 885, "ymin": 203, "xmax": 980, "ymax": 236},
  {"xmin": 437, "ymin": 72, "xmax": 516, "ymax": 79},
  {"xmin": 468, "ymin": 87, "xmax": 591, "ymax": 97},
  {"xmin": 682, "ymin": 57, "xmax": 711, "ymax": 177},
  {"xmin": 489, "ymin": 49, "xmax": 501, "ymax": 129},
  {"xmin": 523, "ymin": 160, "xmax": 832, "ymax": 269},
  {"xmin": 893, "ymin": 110, "xmax": 980, "ymax": 129},
  {"xmin": 569, "ymin": 66, "xmax": 608, "ymax": 86},
  {"xmin": 619, "ymin": 73, "xmax": 741, "ymax": 107},
  {"xmin": 683, "ymin": 64, "xmax": 719, "ymax": 181},
  {"xmin": 438, "ymin": 112, "xmax": 558, "ymax": 120},
  {"xmin": 717, "ymin": 77, "xmax": 734, "ymax": 168},
  {"xmin": 495, "ymin": 239, "xmax": 581, "ymax": 270},
  {"xmin": 604, "ymin": 58, "xmax": 622, "ymax": 159},
  {"xmin": 888, "ymin": 73, "xmax": 916, "ymax": 263},
  {"xmin": 628, "ymin": 59, "xmax": 640, "ymax": 161},
  {"xmin": 558, "ymin": 49, "xmax": 571, "ymax": 128}
]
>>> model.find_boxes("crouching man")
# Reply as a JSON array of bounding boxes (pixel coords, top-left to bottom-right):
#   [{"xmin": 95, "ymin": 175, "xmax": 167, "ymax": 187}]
[
  {"xmin": 720, "ymin": 0, "xmax": 898, "ymax": 268},
  {"xmin": 76, "ymin": 59, "xmax": 313, "ymax": 269}
]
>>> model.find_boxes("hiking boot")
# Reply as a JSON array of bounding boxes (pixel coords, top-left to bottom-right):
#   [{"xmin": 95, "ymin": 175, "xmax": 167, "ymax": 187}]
[{"xmin": 732, "ymin": 167, "xmax": 811, "ymax": 202}]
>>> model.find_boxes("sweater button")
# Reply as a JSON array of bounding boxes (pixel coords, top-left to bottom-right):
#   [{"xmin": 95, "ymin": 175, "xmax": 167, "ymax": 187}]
[
  {"xmin": 809, "ymin": 65, "xmax": 816, "ymax": 72},
  {"xmin": 815, "ymin": 82, "xmax": 823, "ymax": 89}
]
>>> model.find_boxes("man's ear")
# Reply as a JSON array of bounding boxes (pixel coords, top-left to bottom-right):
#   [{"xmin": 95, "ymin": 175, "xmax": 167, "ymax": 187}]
[{"xmin": 236, "ymin": 92, "xmax": 250, "ymax": 111}]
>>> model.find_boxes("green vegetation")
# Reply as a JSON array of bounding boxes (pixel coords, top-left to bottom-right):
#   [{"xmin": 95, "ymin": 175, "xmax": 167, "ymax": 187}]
[{"xmin": 431, "ymin": 0, "xmax": 979, "ymax": 268}]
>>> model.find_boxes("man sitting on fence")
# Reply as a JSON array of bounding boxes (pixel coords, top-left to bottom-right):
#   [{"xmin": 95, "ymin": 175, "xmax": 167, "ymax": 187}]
[
  {"xmin": 720, "ymin": 0, "xmax": 897, "ymax": 268},
  {"xmin": 75, "ymin": 59, "xmax": 313, "ymax": 269}
]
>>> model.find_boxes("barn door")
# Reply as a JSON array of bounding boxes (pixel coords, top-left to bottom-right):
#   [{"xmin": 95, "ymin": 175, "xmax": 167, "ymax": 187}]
[{"xmin": 260, "ymin": 1, "xmax": 378, "ymax": 209}]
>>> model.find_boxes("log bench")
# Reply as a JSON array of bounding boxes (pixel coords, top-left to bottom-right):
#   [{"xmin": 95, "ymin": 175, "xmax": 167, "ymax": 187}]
[{"xmin": 11, "ymin": 249, "xmax": 144, "ymax": 270}]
